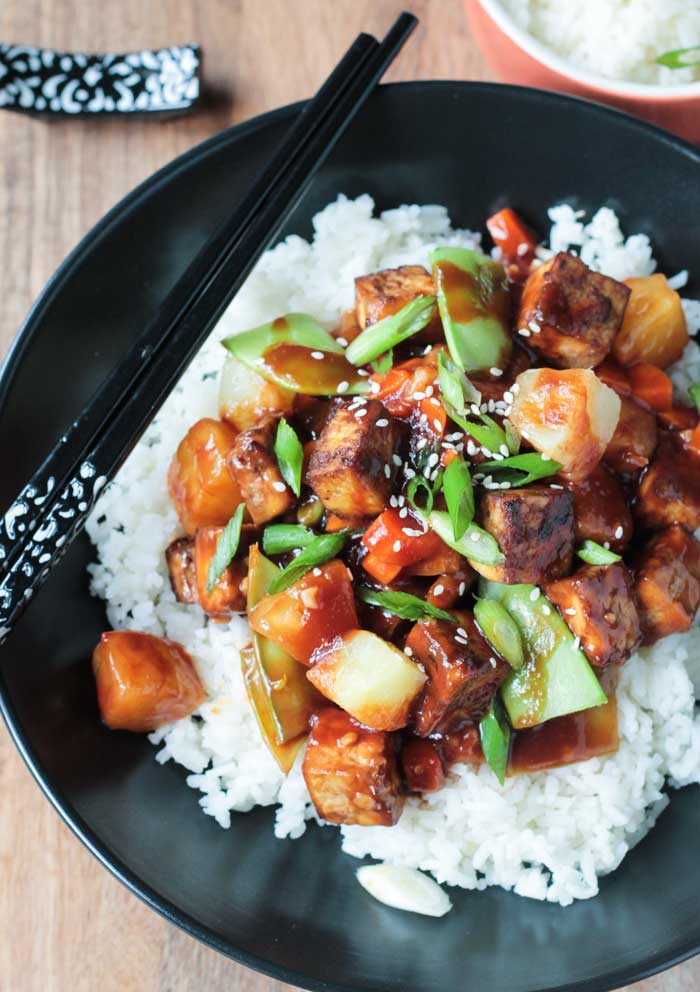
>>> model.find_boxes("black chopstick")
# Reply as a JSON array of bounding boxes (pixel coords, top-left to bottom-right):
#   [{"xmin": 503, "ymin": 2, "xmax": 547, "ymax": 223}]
[{"xmin": 0, "ymin": 12, "xmax": 418, "ymax": 643}]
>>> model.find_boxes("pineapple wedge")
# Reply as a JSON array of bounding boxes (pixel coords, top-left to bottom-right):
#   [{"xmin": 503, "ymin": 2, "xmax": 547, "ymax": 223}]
[{"xmin": 308, "ymin": 630, "xmax": 426, "ymax": 731}]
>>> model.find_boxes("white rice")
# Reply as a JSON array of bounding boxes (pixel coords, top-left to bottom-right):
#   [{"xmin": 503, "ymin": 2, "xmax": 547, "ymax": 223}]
[
  {"xmin": 499, "ymin": 0, "xmax": 700, "ymax": 86},
  {"xmin": 86, "ymin": 195, "xmax": 700, "ymax": 907}
]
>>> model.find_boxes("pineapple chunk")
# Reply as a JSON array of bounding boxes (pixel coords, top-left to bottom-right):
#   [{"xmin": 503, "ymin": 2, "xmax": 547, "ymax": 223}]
[
  {"xmin": 509, "ymin": 368, "xmax": 621, "ymax": 482},
  {"xmin": 307, "ymin": 630, "xmax": 426, "ymax": 731},
  {"xmin": 613, "ymin": 274, "xmax": 688, "ymax": 369},
  {"xmin": 218, "ymin": 352, "xmax": 294, "ymax": 431}
]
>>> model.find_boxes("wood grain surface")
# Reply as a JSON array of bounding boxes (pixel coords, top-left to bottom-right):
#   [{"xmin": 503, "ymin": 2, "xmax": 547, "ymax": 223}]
[{"xmin": 0, "ymin": 2, "xmax": 697, "ymax": 990}]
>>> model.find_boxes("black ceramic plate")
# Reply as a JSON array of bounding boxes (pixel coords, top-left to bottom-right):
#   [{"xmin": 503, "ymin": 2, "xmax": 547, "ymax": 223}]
[{"xmin": 1, "ymin": 82, "xmax": 699, "ymax": 992}]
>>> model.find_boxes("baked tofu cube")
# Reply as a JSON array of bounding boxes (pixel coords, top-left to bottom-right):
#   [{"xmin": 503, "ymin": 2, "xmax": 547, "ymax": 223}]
[
  {"xmin": 635, "ymin": 435, "xmax": 700, "ymax": 532},
  {"xmin": 194, "ymin": 526, "xmax": 247, "ymax": 620},
  {"xmin": 168, "ymin": 418, "xmax": 243, "ymax": 535},
  {"xmin": 546, "ymin": 563, "xmax": 641, "ymax": 667},
  {"xmin": 249, "ymin": 559, "xmax": 358, "ymax": 665},
  {"xmin": 509, "ymin": 368, "xmax": 621, "ymax": 482},
  {"xmin": 165, "ymin": 537, "xmax": 198, "ymax": 605},
  {"xmin": 92, "ymin": 631, "xmax": 205, "ymax": 732},
  {"xmin": 302, "ymin": 708, "xmax": 405, "ymax": 826},
  {"xmin": 635, "ymin": 525, "xmax": 700, "ymax": 644},
  {"xmin": 307, "ymin": 630, "xmax": 427, "ymax": 731},
  {"xmin": 401, "ymin": 738, "xmax": 445, "ymax": 793},
  {"xmin": 518, "ymin": 252, "xmax": 630, "ymax": 368},
  {"xmin": 405, "ymin": 614, "xmax": 510, "ymax": 736},
  {"xmin": 569, "ymin": 464, "xmax": 633, "ymax": 552},
  {"xmin": 356, "ymin": 264, "xmax": 436, "ymax": 327},
  {"xmin": 603, "ymin": 395, "xmax": 657, "ymax": 474},
  {"xmin": 227, "ymin": 416, "xmax": 293, "ymax": 525},
  {"xmin": 475, "ymin": 485, "xmax": 575, "ymax": 584},
  {"xmin": 307, "ymin": 401, "xmax": 403, "ymax": 518}
]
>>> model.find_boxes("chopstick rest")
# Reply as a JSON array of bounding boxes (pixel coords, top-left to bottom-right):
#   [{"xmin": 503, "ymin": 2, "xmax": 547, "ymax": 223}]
[{"xmin": 0, "ymin": 43, "xmax": 201, "ymax": 116}]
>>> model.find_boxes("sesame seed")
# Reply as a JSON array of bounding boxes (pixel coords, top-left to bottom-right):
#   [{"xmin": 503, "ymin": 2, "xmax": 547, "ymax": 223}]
[
  {"xmin": 312, "ymin": 568, "xmax": 322, "ymax": 576},
  {"xmin": 542, "ymin": 603, "xmax": 551, "ymax": 616},
  {"xmin": 392, "ymin": 540, "xmax": 402, "ymax": 553},
  {"xmin": 455, "ymin": 635, "xmax": 468, "ymax": 646},
  {"xmin": 423, "ymin": 345, "xmax": 433, "ymax": 355},
  {"xmin": 565, "ymin": 608, "xmax": 576, "ymax": 616},
  {"xmin": 428, "ymin": 452, "xmax": 439, "ymax": 467},
  {"xmin": 490, "ymin": 367, "xmax": 503, "ymax": 377},
  {"xmin": 540, "ymin": 454, "xmax": 551, "ymax": 461},
  {"xmin": 447, "ymin": 432, "xmax": 463, "ymax": 442},
  {"xmin": 489, "ymin": 657, "xmax": 498, "ymax": 669},
  {"xmin": 404, "ymin": 528, "xmax": 424, "ymax": 538},
  {"xmin": 528, "ymin": 320, "xmax": 541, "ymax": 334},
  {"xmin": 383, "ymin": 464, "xmax": 391, "ymax": 478},
  {"xmin": 357, "ymin": 368, "xmax": 370, "ymax": 377},
  {"xmin": 425, "ymin": 385, "xmax": 434, "ymax": 397},
  {"xmin": 272, "ymin": 481, "xmax": 287, "ymax": 492},
  {"xmin": 518, "ymin": 327, "xmax": 531, "ymax": 337},
  {"xmin": 491, "ymin": 453, "xmax": 505, "ymax": 462},
  {"xmin": 603, "ymin": 541, "xmax": 611, "ymax": 549},
  {"xmin": 404, "ymin": 467, "xmax": 416, "ymax": 479},
  {"xmin": 376, "ymin": 418, "xmax": 389, "ymax": 427},
  {"xmin": 487, "ymin": 399, "xmax": 496, "ymax": 413},
  {"xmin": 429, "ymin": 397, "xmax": 441, "ymax": 407},
  {"xmin": 529, "ymin": 587, "xmax": 541, "ymax": 601},
  {"xmin": 473, "ymin": 472, "xmax": 484, "ymax": 481},
  {"xmin": 466, "ymin": 440, "xmax": 478, "ymax": 456},
  {"xmin": 413, "ymin": 391, "xmax": 426, "ymax": 401},
  {"xmin": 398, "ymin": 495, "xmax": 405, "ymax": 507},
  {"xmin": 390, "ymin": 495, "xmax": 398, "ymax": 507},
  {"xmin": 337, "ymin": 380, "xmax": 349, "ymax": 393},
  {"xmin": 399, "ymin": 507, "xmax": 408, "ymax": 518},
  {"xmin": 573, "ymin": 636, "xmax": 581, "ymax": 650},
  {"xmin": 511, "ymin": 383, "xmax": 520, "ymax": 394},
  {"xmin": 480, "ymin": 403, "xmax": 488, "ymax": 413},
  {"xmin": 370, "ymin": 381, "xmax": 380, "ymax": 393},
  {"xmin": 423, "ymin": 466, "xmax": 432, "ymax": 478},
  {"xmin": 470, "ymin": 532, "xmax": 481, "ymax": 543},
  {"xmin": 420, "ymin": 413, "xmax": 428, "ymax": 425},
  {"xmin": 433, "ymin": 584, "xmax": 445, "ymax": 596},
  {"xmin": 517, "ymin": 242, "xmax": 530, "ymax": 256},
  {"xmin": 470, "ymin": 404, "xmax": 481, "ymax": 417},
  {"xmin": 503, "ymin": 391, "xmax": 514, "ymax": 404},
  {"xmin": 417, "ymin": 437, "xmax": 427, "ymax": 450},
  {"xmin": 392, "ymin": 454, "xmax": 402, "ymax": 466},
  {"xmin": 404, "ymin": 646, "xmax": 413, "ymax": 657},
  {"xmin": 499, "ymin": 444, "xmax": 509, "ymax": 457},
  {"xmin": 500, "ymin": 481, "xmax": 511, "ymax": 489},
  {"xmin": 457, "ymin": 627, "xmax": 468, "ymax": 638},
  {"xmin": 550, "ymin": 484, "xmax": 564, "ymax": 491},
  {"xmin": 614, "ymin": 525, "xmax": 624, "ymax": 539},
  {"xmin": 310, "ymin": 351, "xmax": 325, "ymax": 360},
  {"xmin": 336, "ymin": 337, "xmax": 348, "ymax": 347},
  {"xmin": 458, "ymin": 582, "xmax": 466, "ymax": 595}
]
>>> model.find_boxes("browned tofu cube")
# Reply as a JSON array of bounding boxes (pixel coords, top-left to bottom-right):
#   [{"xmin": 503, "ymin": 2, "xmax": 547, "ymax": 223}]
[
  {"xmin": 475, "ymin": 485, "xmax": 575, "ymax": 584},
  {"xmin": 334, "ymin": 307, "xmax": 363, "ymax": 345},
  {"xmin": 518, "ymin": 252, "xmax": 630, "ymax": 368},
  {"xmin": 635, "ymin": 435, "xmax": 700, "ymax": 532},
  {"xmin": 546, "ymin": 563, "xmax": 641, "ymax": 667},
  {"xmin": 568, "ymin": 464, "xmax": 633, "ymax": 552},
  {"xmin": 405, "ymin": 614, "xmax": 510, "ymax": 736},
  {"xmin": 307, "ymin": 400, "xmax": 403, "ymax": 518},
  {"xmin": 603, "ymin": 395, "xmax": 658, "ymax": 474},
  {"xmin": 165, "ymin": 537, "xmax": 198, "ymax": 605},
  {"xmin": 227, "ymin": 416, "xmax": 293, "ymax": 525},
  {"xmin": 356, "ymin": 264, "xmax": 434, "ymax": 327},
  {"xmin": 194, "ymin": 526, "xmax": 247, "ymax": 620},
  {"xmin": 635, "ymin": 525, "xmax": 700, "ymax": 644},
  {"xmin": 302, "ymin": 708, "xmax": 405, "ymax": 826}
]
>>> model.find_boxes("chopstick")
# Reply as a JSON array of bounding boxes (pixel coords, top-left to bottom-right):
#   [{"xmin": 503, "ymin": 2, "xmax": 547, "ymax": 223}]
[{"xmin": 0, "ymin": 11, "xmax": 418, "ymax": 643}]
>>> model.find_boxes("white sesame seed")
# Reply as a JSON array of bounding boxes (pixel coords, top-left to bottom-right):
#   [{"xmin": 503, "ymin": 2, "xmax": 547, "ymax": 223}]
[
  {"xmin": 404, "ymin": 467, "xmax": 416, "ymax": 479},
  {"xmin": 404, "ymin": 646, "xmax": 413, "ymax": 657},
  {"xmin": 503, "ymin": 390, "xmax": 514, "ymax": 404},
  {"xmin": 425, "ymin": 385, "xmax": 434, "ymax": 397},
  {"xmin": 428, "ymin": 452, "xmax": 439, "ymax": 467},
  {"xmin": 466, "ymin": 440, "xmax": 478, "ymax": 456},
  {"xmin": 423, "ymin": 345, "xmax": 433, "ymax": 355},
  {"xmin": 490, "ymin": 367, "xmax": 503, "ymax": 376},
  {"xmin": 336, "ymin": 337, "xmax": 348, "ymax": 347},
  {"xmin": 457, "ymin": 627, "xmax": 468, "ymax": 638},
  {"xmin": 550, "ymin": 484, "xmax": 564, "ymax": 490},
  {"xmin": 429, "ymin": 397, "xmax": 441, "ymax": 407},
  {"xmin": 390, "ymin": 495, "xmax": 398, "ymax": 507},
  {"xmin": 433, "ymin": 584, "xmax": 445, "ymax": 596},
  {"xmin": 399, "ymin": 507, "xmax": 408, "ymax": 518},
  {"xmin": 337, "ymin": 380, "xmax": 349, "ymax": 393},
  {"xmin": 614, "ymin": 525, "xmax": 624, "ymax": 539},
  {"xmin": 500, "ymin": 481, "xmax": 511, "ymax": 489},
  {"xmin": 392, "ymin": 540, "xmax": 401, "ymax": 553},
  {"xmin": 603, "ymin": 541, "xmax": 611, "ymax": 549},
  {"xmin": 511, "ymin": 383, "xmax": 520, "ymax": 394},
  {"xmin": 529, "ymin": 587, "xmax": 541, "ymax": 601},
  {"xmin": 404, "ymin": 528, "xmax": 425, "ymax": 538},
  {"xmin": 413, "ymin": 391, "xmax": 426, "ymax": 401},
  {"xmin": 480, "ymin": 403, "xmax": 488, "ymax": 413},
  {"xmin": 542, "ymin": 604, "xmax": 551, "ymax": 616},
  {"xmin": 370, "ymin": 381, "xmax": 380, "ymax": 393},
  {"xmin": 455, "ymin": 635, "xmax": 468, "ymax": 646},
  {"xmin": 310, "ymin": 351, "xmax": 325, "ymax": 360},
  {"xmin": 417, "ymin": 438, "xmax": 427, "ymax": 450},
  {"xmin": 499, "ymin": 444, "xmax": 510, "ymax": 457},
  {"xmin": 357, "ymin": 368, "xmax": 370, "ymax": 377},
  {"xmin": 517, "ymin": 242, "xmax": 529, "ymax": 257},
  {"xmin": 489, "ymin": 657, "xmax": 498, "ymax": 669},
  {"xmin": 491, "ymin": 453, "xmax": 505, "ymax": 462},
  {"xmin": 383, "ymin": 464, "xmax": 391, "ymax": 479},
  {"xmin": 487, "ymin": 399, "xmax": 496, "ymax": 413},
  {"xmin": 518, "ymin": 327, "xmax": 531, "ymax": 337},
  {"xmin": 447, "ymin": 432, "xmax": 462, "ymax": 442},
  {"xmin": 312, "ymin": 567, "xmax": 322, "ymax": 576},
  {"xmin": 420, "ymin": 413, "xmax": 428, "ymax": 425},
  {"xmin": 565, "ymin": 608, "xmax": 576, "ymax": 616},
  {"xmin": 573, "ymin": 636, "xmax": 581, "ymax": 650},
  {"xmin": 458, "ymin": 582, "xmax": 466, "ymax": 595},
  {"xmin": 272, "ymin": 481, "xmax": 287, "ymax": 492},
  {"xmin": 392, "ymin": 454, "xmax": 402, "ymax": 466},
  {"xmin": 528, "ymin": 320, "xmax": 541, "ymax": 334},
  {"xmin": 470, "ymin": 531, "xmax": 481, "ymax": 543},
  {"xmin": 398, "ymin": 495, "xmax": 405, "ymax": 507},
  {"xmin": 355, "ymin": 408, "xmax": 367, "ymax": 418},
  {"xmin": 376, "ymin": 418, "xmax": 389, "ymax": 427},
  {"xmin": 423, "ymin": 466, "xmax": 432, "ymax": 478},
  {"xmin": 470, "ymin": 404, "xmax": 481, "ymax": 417}
]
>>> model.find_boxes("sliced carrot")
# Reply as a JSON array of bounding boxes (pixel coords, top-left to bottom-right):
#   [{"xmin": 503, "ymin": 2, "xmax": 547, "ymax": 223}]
[
  {"xmin": 595, "ymin": 358, "xmax": 632, "ymax": 397},
  {"xmin": 362, "ymin": 508, "xmax": 441, "ymax": 567},
  {"xmin": 420, "ymin": 397, "xmax": 447, "ymax": 438},
  {"xmin": 486, "ymin": 208, "xmax": 537, "ymax": 259},
  {"xmin": 628, "ymin": 363, "xmax": 674, "ymax": 412},
  {"xmin": 361, "ymin": 550, "xmax": 402, "ymax": 585}
]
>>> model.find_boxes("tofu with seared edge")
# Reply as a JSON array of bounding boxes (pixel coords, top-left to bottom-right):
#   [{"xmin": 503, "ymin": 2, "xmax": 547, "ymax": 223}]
[
  {"xmin": 302, "ymin": 708, "xmax": 405, "ymax": 826},
  {"xmin": 475, "ymin": 485, "xmax": 575, "ymax": 584},
  {"xmin": 635, "ymin": 435, "xmax": 700, "ymax": 532},
  {"xmin": 227, "ymin": 416, "xmax": 293, "ymax": 525},
  {"xmin": 355, "ymin": 264, "xmax": 440, "ymax": 340},
  {"xmin": 518, "ymin": 252, "xmax": 630, "ymax": 368},
  {"xmin": 546, "ymin": 562, "xmax": 641, "ymax": 667},
  {"xmin": 635, "ymin": 525, "xmax": 700, "ymax": 643},
  {"xmin": 165, "ymin": 537, "xmax": 198, "ymax": 605},
  {"xmin": 603, "ymin": 395, "xmax": 657, "ymax": 474},
  {"xmin": 307, "ymin": 400, "xmax": 403, "ymax": 518}
]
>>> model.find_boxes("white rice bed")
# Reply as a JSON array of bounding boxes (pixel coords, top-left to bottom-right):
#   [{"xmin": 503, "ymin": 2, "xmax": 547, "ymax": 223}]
[{"xmin": 86, "ymin": 196, "xmax": 700, "ymax": 907}]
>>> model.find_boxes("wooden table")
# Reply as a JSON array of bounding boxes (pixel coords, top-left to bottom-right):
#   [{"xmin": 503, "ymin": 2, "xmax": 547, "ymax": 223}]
[{"xmin": 0, "ymin": 2, "xmax": 697, "ymax": 989}]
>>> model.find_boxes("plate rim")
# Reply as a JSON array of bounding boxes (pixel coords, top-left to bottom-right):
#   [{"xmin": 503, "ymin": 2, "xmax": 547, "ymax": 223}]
[{"xmin": 1, "ymin": 79, "xmax": 699, "ymax": 992}]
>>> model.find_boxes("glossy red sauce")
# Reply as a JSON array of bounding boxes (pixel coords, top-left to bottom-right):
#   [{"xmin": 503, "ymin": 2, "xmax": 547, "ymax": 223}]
[{"xmin": 261, "ymin": 343, "xmax": 365, "ymax": 394}]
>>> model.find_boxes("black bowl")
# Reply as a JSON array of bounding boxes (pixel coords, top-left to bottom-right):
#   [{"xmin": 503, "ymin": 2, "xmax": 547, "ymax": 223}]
[{"xmin": 1, "ymin": 82, "xmax": 699, "ymax": 992}]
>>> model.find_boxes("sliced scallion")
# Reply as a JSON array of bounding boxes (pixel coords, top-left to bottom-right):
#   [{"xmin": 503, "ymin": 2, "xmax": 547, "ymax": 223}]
[
  {"xmin": 357, "ymin": 587, "xmax": 458, "ymax": 624},
  {"xmin": 576, "ymin": 540, "xmax": 622, "ymax": 565},
  {"xmin": 206, "ymin": 504, "xmax": 245, "ymax": 593},
  {"xmin": 345, "ymin": 296, "xmax": 437, "ymax": 366},
  {"xmin": 474, "ymin": 598, "xmax": 524, "ymax": 670}
]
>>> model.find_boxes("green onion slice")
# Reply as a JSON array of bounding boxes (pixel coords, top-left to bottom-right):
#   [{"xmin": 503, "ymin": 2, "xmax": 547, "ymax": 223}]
[
  {"xmin": 427, "ymin": 509, "xmax": 504, "ymax": 566},
  {"xmin": 407, "ymin": 476, "xmax": 436, "ymax": 516},
  {"xmin": 206, "ymin": 504, "xmax": 245, "ymax": 593},
  {"xmin": 479, "ymin": 697, "xmax": 511, "ymax": 785},
  {"xmin": 442, "ymin": 456, "xmax": 475, "ymax": 541},
  {"xmin": 345, "ymin": 296, "xmax": 437, "ymax": 366},
  {"xmin": 576, "ymin": 540, "xmax": 622, "ymax": 565},
  {"xmin": 655, "ymin": 46, "xmax": 700, "ymax": 69},
  {"xmin": 262, "ymin": 524, "xmax": 316, "ymax": 556},
  {"xmin": 372, "ymin": 349, "xmax": 394, "ymax": 375},
  {"xmin": 357, "ymin": 587, "xmax": 458, "ymax": 624},
  {"xmin": 274, "ymin": 418, "xmax": 304, "ymax": 497},
  {"xmin": 268, "ymin": 531, "xmax": 351, "ymax": 595},
  {"xmin": 474, "ymin": 598, "xmax": 524, "ymax": 670},
  {"xmin": 688, "ymin": 383, "xmax": 700, "ymax": 413},
  {"xmin": 479, "ymin": 452, "xmax": 562, "ymax": 486}
]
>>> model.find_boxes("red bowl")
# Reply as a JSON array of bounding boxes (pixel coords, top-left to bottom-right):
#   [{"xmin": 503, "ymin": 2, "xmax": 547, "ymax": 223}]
[{"xmin": 466, "ymin": 0, "xmax": 700, "ymax": 143}]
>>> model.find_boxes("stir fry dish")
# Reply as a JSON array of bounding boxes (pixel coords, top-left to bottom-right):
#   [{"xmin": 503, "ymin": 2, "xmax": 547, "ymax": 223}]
[{"xmin": 91, "ymin": 207, "xmax": 700, "ymax": 830}]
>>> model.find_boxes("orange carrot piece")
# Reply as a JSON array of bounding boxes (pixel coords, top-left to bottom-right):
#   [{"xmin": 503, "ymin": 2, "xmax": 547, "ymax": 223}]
[
  {"xmin": 486, "ymin": 208, "xmax": 537, "ymax": 259},
  {"xmin": 628, "ymin": 363, "xmax": 674, "ymax": 412}
]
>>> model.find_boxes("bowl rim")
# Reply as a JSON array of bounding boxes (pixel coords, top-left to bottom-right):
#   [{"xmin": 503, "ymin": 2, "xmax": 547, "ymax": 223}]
[
  {"xmin": 1, "ymin": 79, "xmax": 700, "ymax": 992},
  {"xmin": 478, "ymin": 0, "xmax": 700, "ymax": 100}
]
